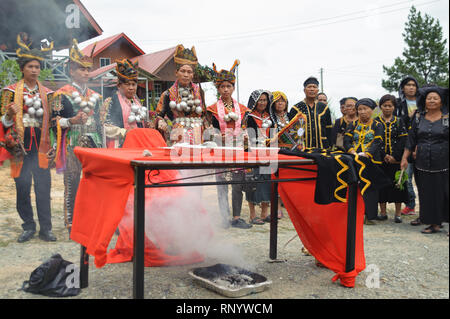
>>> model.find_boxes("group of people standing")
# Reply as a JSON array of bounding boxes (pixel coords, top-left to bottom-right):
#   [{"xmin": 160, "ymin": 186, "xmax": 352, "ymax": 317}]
[
  {"xmin": 332, "ymin": 76, "xmax": 448, "ymax": 235},
  {"xmin": 0, "ymin": 35, "xmax": 448, "ymax": 244}
]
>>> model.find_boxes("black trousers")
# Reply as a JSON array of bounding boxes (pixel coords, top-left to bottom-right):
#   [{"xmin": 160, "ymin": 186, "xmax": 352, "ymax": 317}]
[{"xmin": 14, "ymin": 151, "xmax": 52, "ymax": 232}]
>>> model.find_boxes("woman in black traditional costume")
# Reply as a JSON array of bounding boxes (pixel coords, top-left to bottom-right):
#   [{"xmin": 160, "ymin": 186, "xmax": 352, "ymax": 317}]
[
  {"xmin": 331, "ymin": 97, "xmax": 358, "ymax": 151},
  {"xmin": 376, "ymin": 94, "xmax": 408, "ymax": 223},
  {"xmin": 245, "ymin": 89, "xmax": 273, "ymax": 224},
  {"xmin": 401, "ymin": 86, "xmax": 449, "ymax": 234},
  {"xmin": 344, "ymin": 98, "xmax": 385, "ymax": 225}
]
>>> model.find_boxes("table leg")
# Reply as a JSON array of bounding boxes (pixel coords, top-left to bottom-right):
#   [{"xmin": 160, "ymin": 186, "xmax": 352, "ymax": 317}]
[
  {"xmin": 269, "ymin": 172, "xmax": 279, "ymax": 260},
  {"xmin": 345, "ymin": 182, "xmax": 358, "ymax": 272},
  {"xmin": 80, "ymin": 245, "xmax": 89, "ymax": 289},
  {"xmin": 133, "ymin": 166, "xmax": 146, "ymax": 299}
]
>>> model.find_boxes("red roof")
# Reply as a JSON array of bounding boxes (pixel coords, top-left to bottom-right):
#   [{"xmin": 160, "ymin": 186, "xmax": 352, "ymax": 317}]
[
  {"xmin": 88, "ymin": 63, "xmax": 116, "ymax": 79},
  {"xmin": 81, "ymin": 32, "xmax": 145, "ymax": 57},
  {"xmin": 133, "ymin": 46, "xmax": 177, "ymax": 75}
]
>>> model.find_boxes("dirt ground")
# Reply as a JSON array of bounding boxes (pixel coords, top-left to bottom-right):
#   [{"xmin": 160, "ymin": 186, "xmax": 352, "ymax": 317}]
[{"xmin": 0, "ymin": 162, "xmax": 448, "ymax": 300}]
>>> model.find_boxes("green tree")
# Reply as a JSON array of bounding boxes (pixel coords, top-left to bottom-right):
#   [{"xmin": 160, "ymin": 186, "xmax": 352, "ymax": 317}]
[
  {"xmin": 0, "ymin": 59, "xmax": 55, "ymax": 88},
  {"xmin": 0, "ymin": 59, "xmax": 22, "ymax": 88},
  {"xmin": 382, "ymin": 6, "xmax": 449, "ymax": 92}
]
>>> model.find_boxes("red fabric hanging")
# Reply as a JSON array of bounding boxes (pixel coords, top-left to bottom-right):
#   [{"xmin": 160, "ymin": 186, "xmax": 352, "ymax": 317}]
[
  {"xmin": 71, "ymin": 131, "xmax": 365, "ymax": 287},
  {"xmin": 107, "ymin": 128, "xmax": 207, "ymax": 267},
  {"xmin": 278, "ymin": 167, "xmax": 366, "ymax": 287}
]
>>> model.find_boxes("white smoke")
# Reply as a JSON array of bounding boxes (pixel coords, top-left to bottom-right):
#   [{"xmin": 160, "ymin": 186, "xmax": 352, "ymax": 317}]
[{"xmin": 134, "ymin": 169, "xmax": 253, "ymax": 268}]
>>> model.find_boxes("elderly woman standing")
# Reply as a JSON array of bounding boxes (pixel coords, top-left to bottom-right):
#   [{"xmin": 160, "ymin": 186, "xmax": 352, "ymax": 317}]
[
  {"xmin": 376, "ymin": 94, "xmax": 408, "ymax": 223},
  {"xmin": 344, "ymin": 98, "xmax": 385, "ymax": 225},
  {"xmin": 401, "ymin": 86, "xmax": 449, "ymax": 234},
  {"xmin": 331, "ymin": 97, "xmax": 358, "ymax": 151},
  {"xmin": 245, "ymin": 90, "xmax": 273, "ymax": 224}
]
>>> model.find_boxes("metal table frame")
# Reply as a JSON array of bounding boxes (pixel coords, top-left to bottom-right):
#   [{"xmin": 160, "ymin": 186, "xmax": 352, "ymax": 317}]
[{"xmin": 79, "ymin": 158, "xmax": 358, "ymax": 299}]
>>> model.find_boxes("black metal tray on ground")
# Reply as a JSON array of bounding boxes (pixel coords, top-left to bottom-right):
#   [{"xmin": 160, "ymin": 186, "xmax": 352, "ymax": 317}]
[{"xmin": 189, "ymin": 263, "xmax": 272, "ymax": 298}]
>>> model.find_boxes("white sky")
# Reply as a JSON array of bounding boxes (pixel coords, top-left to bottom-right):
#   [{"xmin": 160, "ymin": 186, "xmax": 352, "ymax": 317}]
[{"xmin": 79, "ymin": 0, "xmax": 449, "ymax": 117}]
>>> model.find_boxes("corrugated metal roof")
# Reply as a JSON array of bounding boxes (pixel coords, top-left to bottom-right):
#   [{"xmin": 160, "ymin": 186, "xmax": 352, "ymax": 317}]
[
  {"xmin": 81, "ymin": 32, "xmax": 145, "ymax": 57},
  {"xmin": 133, "ymin": 46, "xmax": 177, "ymax": 75}
]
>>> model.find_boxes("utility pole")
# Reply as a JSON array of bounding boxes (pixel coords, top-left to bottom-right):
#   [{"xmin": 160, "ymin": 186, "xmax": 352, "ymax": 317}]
[
  {"xmin": 236, "ymin": 62, "xmax": 240, "ymax": 104},
  {"xmin": 319, "ymin": 68, "xmax": 324, "ymax": 92}
]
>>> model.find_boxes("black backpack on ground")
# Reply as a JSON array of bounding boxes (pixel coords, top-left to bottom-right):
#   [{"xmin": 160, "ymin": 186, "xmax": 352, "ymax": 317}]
[{"xmin": 21, "ymin": 254, "xmax": 81, "ymax": 297}]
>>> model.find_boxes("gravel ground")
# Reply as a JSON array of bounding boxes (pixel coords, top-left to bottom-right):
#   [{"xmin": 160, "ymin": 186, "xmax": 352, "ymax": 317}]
[{"xmin": 0, "ymin": 164, "xmax": 448, "ymax": 300}]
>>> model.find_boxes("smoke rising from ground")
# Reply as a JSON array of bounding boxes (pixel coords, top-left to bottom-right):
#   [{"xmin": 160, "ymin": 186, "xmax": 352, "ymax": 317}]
[{"xmin": 119, "ymin": 169, "xmax": 254, "ymax": 269}]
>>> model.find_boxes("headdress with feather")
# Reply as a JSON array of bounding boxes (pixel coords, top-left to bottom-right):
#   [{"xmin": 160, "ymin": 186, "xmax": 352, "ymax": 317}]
[
  {"xmin": 69, "ymin": 38, "xmax": 95, "ymax": 68},
  {"xmin": 16, "ymin": 33, "xmax": 53, "ymax": 62},
  {"xmin": 212, "ymin": 59, "xmax": 240, "ymax": 85}
]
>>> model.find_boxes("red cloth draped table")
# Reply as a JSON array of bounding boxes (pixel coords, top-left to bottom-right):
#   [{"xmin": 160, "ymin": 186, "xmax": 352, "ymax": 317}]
[{"xmin": 70, "ymin": 128, "xmax": 365, "ymax": 298}]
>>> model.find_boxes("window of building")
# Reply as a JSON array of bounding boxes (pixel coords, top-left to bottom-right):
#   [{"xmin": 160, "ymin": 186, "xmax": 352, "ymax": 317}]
[{"xmin": 99, "ymin": 57, "xmax": 111, "ymax": 67}]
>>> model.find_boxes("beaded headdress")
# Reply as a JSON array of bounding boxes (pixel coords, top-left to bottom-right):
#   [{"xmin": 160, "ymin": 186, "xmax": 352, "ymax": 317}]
[
  {"xmin": 116, "ymin": 58, "xmax": 138, "ymax": 82},
  {"xmin": 212, "ymin": 60, "xmax": 240, "ymax": 86},
  {"xmin": 174, "ymin": 44, "xmax": 198, "ymax": 67}
]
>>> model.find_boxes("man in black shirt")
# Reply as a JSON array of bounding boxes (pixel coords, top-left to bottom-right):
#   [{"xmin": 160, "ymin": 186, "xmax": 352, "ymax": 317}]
[{"xmin": 289, "ymin": 77, "xmax": 332, "ymax": 150}]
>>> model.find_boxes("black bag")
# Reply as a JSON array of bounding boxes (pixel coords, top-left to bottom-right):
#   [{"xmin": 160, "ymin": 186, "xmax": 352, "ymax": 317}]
[{"xmin": 21, "ymin": 254, "xmax": 81, "ymax": 297}]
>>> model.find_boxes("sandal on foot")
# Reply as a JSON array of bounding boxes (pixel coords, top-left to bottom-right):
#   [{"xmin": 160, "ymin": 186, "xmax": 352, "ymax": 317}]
[
  {"xmin": 250, "ymin": 217, "xmax": 265, "ymax": 225},
  {"xmin": 277, "ymin": 210, "xmax": 284, "ymax": 219},
  {"xmin": 421, "ymin": 226, "xmax": 441, "ymax": 234},
  {"xmin": 263, "ymin": 216, "xmax": 271, "ymax": 223},
  {"xmin": 410, "ymin": 217, "xmax": 422, "ymax": 226}
]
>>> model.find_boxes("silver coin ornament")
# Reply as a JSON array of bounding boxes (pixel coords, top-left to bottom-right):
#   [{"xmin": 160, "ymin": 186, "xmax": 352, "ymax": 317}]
[
  {"xmin": 297, "ymin": 128, "xmax": 305, "ymax": 136},
  {"xmin": 224, "ymin": 114, "xmax": 230, "ymax": 122},
  {"xmin": 35, "ymin": 108, "xmax": 44, "ymax": 118},
  {"xmin": 128, "ymin": 114, "xmax": 136, "ymax": 123},
  {"xmin": 80, "ymin": 101, "xmax": 88, "ymax": 108},
  {"xmin": 176, "ymin": 88, "xmax": 196, "ymax": 114},
  {"xmin": 127, "ymin": 103, "xmax": 145, "ymax": 124},
  {"xmin": 72, "ymin": 91, "xmax": 80, "ymax": 98},
  {"xmin": 131, "ymin": 104, "xmax": 140, "ymax": 113},
  {"xmin": 24, "ymin": 97, "xmax": 34, "ymax": 106},
  {"xmin": 27, "ymin": 107, "xmax": 36, "ymax": 116},
  {"xmin": 74, "ymin": 96, "xmax": 82, "ymax": 104},
  {"xmin": 195, "ymin": 106, "xmax": 203, "ymax": 115},
  {"xmin": 169, "ymin": 101, "xmax": 177, "ymax": 109},
  {"xmin": 83, "ymin": 107, "xmax": 91, "ymax": 114}
]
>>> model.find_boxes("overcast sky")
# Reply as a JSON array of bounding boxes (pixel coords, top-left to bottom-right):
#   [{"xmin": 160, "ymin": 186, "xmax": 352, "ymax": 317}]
[{"xmin": 79, "ymin": 0, "xmax": 449, "ymax": 117}]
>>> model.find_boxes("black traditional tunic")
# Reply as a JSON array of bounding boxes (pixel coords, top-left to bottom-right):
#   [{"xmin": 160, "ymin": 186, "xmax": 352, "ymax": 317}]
[
  {"xmin": 344, "ymin": 119, "xmax": 385, "ymax": 220},
  {"xmin": 376, "ymin": 115, "xmax": 409, "ymax": 203},
  {"xmin": 288, "ymin": 100, "xmax": 332, "ymax": 149},
  {"xmin": 344, "ymin": 119, "xmax": 384, "ymax": 164},
  {"xmin": 406, "ymin": 113, "xmax": 449, "ymax": 225}
]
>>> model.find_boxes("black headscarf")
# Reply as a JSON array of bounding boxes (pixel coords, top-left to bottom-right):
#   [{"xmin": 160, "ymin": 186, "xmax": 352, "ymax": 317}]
[
  {"xmin": 343, "ymin": 97, "xmax": 358, "ymax": 105},
  {"xmin": 303, "ymin": 77, "xmax": 319, "ymax": 88},
  {"xmin": 417, "ymin": 85, "xmax": 449, "ymax": 114},
  {"xmin": 247, "ymin": 89, "xmax": 272, "ymax": 113},
  {"xmin": 355, "ymin": 98, "xmax": 377, "ymax": 110}
]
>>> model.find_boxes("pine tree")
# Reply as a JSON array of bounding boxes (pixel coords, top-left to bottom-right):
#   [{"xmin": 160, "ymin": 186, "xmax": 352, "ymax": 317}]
[{"xmin": 382, "ymin": 6, "xmax": 449, "ymax": 92}]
